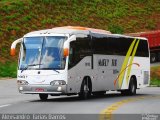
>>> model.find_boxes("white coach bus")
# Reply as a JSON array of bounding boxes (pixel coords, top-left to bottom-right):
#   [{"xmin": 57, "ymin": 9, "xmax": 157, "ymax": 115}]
[{"xmin": 11, "ymin": 26, "xmax": 150, "ymax": 100}]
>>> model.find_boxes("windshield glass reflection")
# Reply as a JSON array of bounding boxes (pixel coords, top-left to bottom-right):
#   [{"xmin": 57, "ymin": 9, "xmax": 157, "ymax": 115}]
[{"xmin": 19, "ymin": 36, "xmax": 66, "ymax": 70}]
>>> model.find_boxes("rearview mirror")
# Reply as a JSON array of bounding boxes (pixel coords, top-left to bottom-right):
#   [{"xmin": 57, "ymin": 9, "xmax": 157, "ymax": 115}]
[{"xmin": 10, "ymin": 38, "xmax": 22, "ymax": 56}]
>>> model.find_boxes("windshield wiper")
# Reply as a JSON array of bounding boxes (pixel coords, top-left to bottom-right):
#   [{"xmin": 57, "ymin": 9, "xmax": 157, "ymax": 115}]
[
  {"xmin": 21, "ymin": 64, "xmax": 43, "ymax": 73},
  {"xmin": 52, "ymin": 69, "xmax": 60, "ymax": 73},
  {"xmin": 21, "ymin": 64, "xmax": 60, "ymax": 73}
]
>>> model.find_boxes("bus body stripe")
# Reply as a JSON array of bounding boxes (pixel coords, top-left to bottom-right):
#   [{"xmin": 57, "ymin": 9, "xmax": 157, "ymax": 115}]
[
  {"xmin": 118, "ymin": 39, "xmax": 136, "ymax": 88},
  {"xmin": 114, "ymin": 63, "xmax": 140, "ymax": 87},
  {"xmin": 126, "ymin": 39, "xmax": 140, "ymax": 84}
]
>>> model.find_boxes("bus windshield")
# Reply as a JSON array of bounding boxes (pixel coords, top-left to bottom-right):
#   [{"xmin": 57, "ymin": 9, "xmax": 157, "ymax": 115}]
[{"xmin": 19, "ymin": 36, "xmax": 66, "ymax": 70}]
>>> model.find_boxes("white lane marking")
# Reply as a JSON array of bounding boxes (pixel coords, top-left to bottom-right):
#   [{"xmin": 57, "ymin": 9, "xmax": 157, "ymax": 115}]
[{"xmin": 0, "ymin": 104, "xmax": 11, "ymax": 108}]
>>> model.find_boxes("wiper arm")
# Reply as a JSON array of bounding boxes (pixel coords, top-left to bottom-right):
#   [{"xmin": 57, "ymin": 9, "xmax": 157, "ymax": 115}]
[
  {"xmin": 21, "ymin": 64, "xmax": 43, "ymax": 73},
  {"xmin": 52, "ymin": 69, "xmax": 60, "ymax": 73}
]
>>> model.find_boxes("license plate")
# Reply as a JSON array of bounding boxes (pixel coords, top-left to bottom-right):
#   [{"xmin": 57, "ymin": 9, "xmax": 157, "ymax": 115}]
[{"xmin": 35, "ymin": 88, "xmax": 44, "ymax": 92}]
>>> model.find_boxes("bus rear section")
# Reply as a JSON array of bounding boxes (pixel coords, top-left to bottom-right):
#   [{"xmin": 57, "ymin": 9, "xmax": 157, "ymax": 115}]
[{"xmin": 126, "ymin": 30, "xmax": 160, "ymax": 63}]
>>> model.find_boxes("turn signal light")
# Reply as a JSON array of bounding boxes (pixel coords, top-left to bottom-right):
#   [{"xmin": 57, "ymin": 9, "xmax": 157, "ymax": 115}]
[
  {"xmin": 10, "ymin": 48, "xmax": 16, "ymax": 56},
  {"xmin": 63, "ymin": 48, "xmax": 69, "ymax": 57}
]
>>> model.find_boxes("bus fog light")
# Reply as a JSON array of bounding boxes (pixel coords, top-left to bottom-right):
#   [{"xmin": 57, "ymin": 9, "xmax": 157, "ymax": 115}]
[
  {"xmin": 57, "ymin": 87, "xmax": 62, "ymax": 91},
  {"xmin": 19, "ymin": 87, "xmax": 23, "ymax": 91}
]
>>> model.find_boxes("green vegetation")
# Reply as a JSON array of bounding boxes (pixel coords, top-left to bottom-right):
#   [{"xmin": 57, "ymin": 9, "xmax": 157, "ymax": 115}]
[
  {"xmin": 0, "ymin": 0, "xmax": 160, "ymax": 77},
  {"xmin": 0, "ymin": 62, "xmax": 17, "ymax": 78},
  {"xmin": 150, "ymin": 66, "xmax": 160, "ymax": 87},
  {"xmin": 150, "ymin": 78, "xmax": 160, "ymax": 87},
  {"xmin": 108, "ymin": 24, "xmax": 124, "ymax": 34}
]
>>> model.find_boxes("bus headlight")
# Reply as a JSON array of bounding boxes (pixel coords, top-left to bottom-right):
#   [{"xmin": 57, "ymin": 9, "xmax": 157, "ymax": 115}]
[
  {"xmin": 50, "ymin": 80, "xmax": 66, "ymax": 86},
  {"xmin": 17, "ymin": 80, "xmax": 29, "ymax": 85}
]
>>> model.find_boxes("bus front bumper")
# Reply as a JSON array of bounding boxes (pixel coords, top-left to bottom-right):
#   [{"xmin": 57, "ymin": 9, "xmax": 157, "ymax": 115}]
[{"xmin": 18, "ymin": 84, "xmax": 67, "ymax": 95}]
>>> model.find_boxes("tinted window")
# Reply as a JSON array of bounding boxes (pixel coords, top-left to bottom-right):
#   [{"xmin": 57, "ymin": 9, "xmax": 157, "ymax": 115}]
[
  {"xmin": 92, "ymin": 34, "xmax": 149, "ymax": 57},
  {"xmin": 92, "ymin": 34, "xmax": 133, "ymax": 56},
  {"xmin": 69, "ymin": 37, "xmax": 92, "ymax": 69},
  {"xmin": 136, "ymin": 40, "xmax": 149, "ymax": 57}
]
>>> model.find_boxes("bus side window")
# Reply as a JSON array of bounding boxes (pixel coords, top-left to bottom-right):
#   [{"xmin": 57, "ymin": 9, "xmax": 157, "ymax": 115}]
[
  {"xmin": 68, "ymin": 37, "xmax": 92, "ymax": 69},
  {"xmin": 136, "ymin": 40, "xmax": 149, "ymax": 57},
  {"xmin": 69, "ymin": 42, "xmax": 75, "ymax": 68}
]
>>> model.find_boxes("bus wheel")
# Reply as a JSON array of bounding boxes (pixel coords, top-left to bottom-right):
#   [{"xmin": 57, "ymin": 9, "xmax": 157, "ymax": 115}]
[
  {"xmin": 39, "ymin": 94, "xmax": 48, "ymax": 101},
  {"xmin": 121, "ymin": 77, "xmax": 136, "ymax": 96},
  {"xmin": 151, "ymin": 53, "xmax": 157, "ymax": 63},
  {"xmin": 128, "ymin": 77, "xmax": 136, "ymax": 95},
  {"xmin": 121, "ymin": 90, "xmax": 128, "ymax": 95},
  {"xmin": 79, "ymin": 79, "xmax": 91, "ymax": 99}
]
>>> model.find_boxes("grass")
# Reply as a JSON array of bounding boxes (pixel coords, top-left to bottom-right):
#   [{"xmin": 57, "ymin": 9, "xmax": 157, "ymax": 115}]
[
  {"xmin": 41, "ymin": 18, "xmax": 53, "ymax": 25},
  {"xmin": 6, "ymin": 25, "xmax": 20, "ymax": 32},
  {"xmin": 0, "ymin": 62, "xmax": 17, "ymax": 78},
  {"xmin": 150, "ymin": 66, "xmax": 160, "ymax": 86},
  {"xmin": 150, "ymin": 78, "xmax": 160, "ymax": 87},
  {"xmin": 145, "ymin": 19, "xmax": 156, "ymax": 30},
  {"xmin": 108, "ymin": 24, "xmax": 124, "ymax": 34}
]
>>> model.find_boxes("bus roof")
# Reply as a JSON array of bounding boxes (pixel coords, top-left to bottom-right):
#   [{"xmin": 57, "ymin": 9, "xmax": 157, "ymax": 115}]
[
  {"xmin": 24, "ymin": 26, "xmax": 147, "ymax": 40},
  {"xmin": 24, "ymin": 26, "xmax": 111, "ymax": 37}
]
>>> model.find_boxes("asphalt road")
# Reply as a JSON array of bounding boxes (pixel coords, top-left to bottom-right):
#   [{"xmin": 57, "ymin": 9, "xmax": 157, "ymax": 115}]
[{"xmin": 0, "ymin": 79, "xmax": 160, "ymax": 120}]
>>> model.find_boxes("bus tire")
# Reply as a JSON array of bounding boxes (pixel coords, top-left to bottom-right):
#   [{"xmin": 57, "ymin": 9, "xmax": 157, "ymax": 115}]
[
  {"xmin": 127, "ymin": 77, "xmax": 136, "ymax": 95},
  {"xmin": 121, "ymin": 90, "xmax": 128, "ymax": 95},
  {"xmin": 121, "ymin": 77, "xmax": 136, "ymax": 96},
  {"xmin": 150, "ymin": 53, "xmax": 157, "ymax": 63},
  {"xmin": 79, "ymin": 78, "xmax": 91, "ymax": 99},
  {"xmin": 39, "ymin": 94, "xmax": 48, "ymax": 101}
]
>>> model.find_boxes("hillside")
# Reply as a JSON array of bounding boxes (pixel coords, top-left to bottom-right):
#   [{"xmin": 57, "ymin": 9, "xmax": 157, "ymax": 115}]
[{"xmin": 0, "ymin": 0, "xmax": 160, "ymax": 77}]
